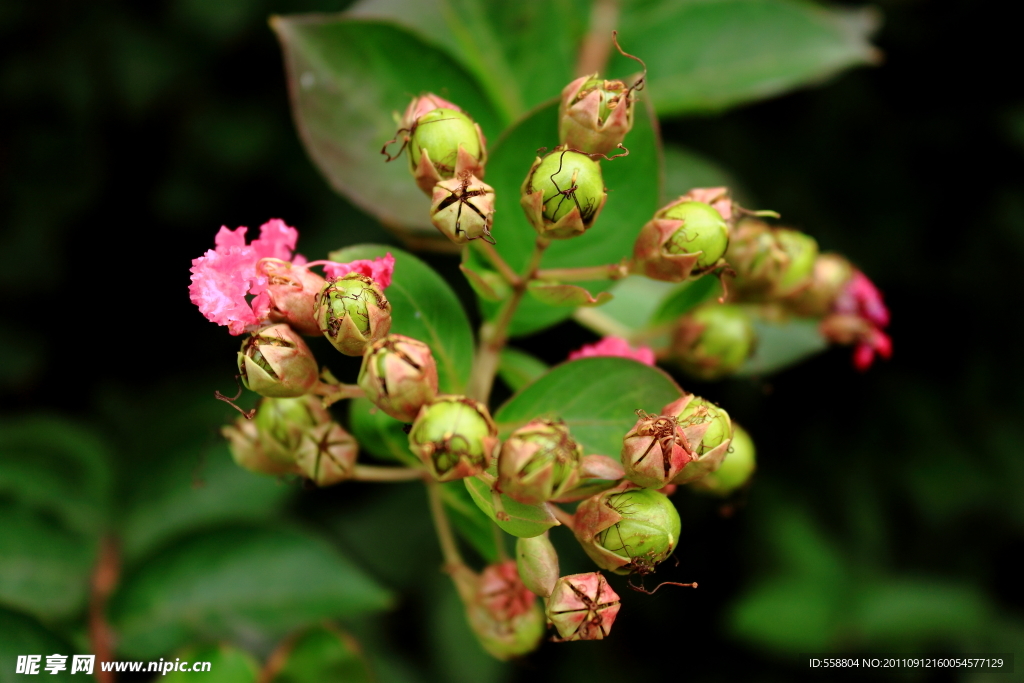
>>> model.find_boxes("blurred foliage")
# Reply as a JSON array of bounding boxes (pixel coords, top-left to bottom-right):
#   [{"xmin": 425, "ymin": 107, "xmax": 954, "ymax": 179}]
[{"xmin": 2, "ymin": 0, "xmax": 1023, "ymax": 681}]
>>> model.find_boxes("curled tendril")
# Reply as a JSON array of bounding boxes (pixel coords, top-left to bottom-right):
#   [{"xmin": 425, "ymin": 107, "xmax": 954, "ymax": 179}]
[
  {"xmin": 612, "ymin": 30, "xmax": 648, "ymax": 96},
  {"xmin": 215, "ymin": 376, "xmax": 256, "ymax": 419}
]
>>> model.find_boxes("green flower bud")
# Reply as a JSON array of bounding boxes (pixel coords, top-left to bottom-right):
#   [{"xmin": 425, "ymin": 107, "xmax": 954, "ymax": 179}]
[
  {"xmin": 293, "ymin": 421, "xmax": 359, "ymax": 487},
  {"xmin": 546, "ymin": 572, "xmax": 621, "ymax": 641},
  {"xmin": 632, "ymin": 199, "xmax": 730, "ymax": 282},
  {"xmin": 515, "ymin": 533, "xmax": 560, "ymax": 598},
  {"xmin": 358, "ymin": 334, "xmax": 439, "ymax": 423},
  {"xmin": 450, "ymin": 562, "xmax": 545, "ymax": 660},
  {"xmin": 520, "ymin": 147, "xmax": 607, "ymax": 239},
  {"xmin": 784, "ymin": 253, "xmax": 854, "ymax": 317},
  {"xmin": 669, "ymin": 395, "xmax": 733, "ymax": 485},
  {"xmin": 574, "ymin": 483, "xmax": 681, "ymax": 575},
  {"xmin": 691, "ymin": 422, "xmax": 756, "ymax": 495},
  {"xmin": 254, "ymin": 394, "xmax": 331, "ymax": 464},
  {"xmin": 408, "ymin": 395, "xmax": 498, "ymax": 481},
  {"xmin": 775, "ymin": 228, "xmax": 819, "ymax": 295},
  {"xmin": 394, "ymin": 96, "xmax": 488, "ymax": 196},
  {"xmin": 237, "ymin": 324, "xmax": 319, "ymax": 398},
  {"xmin": 429, "ymin": 172, "xmax": 496, "ymax": 244},
  {"xmin": 223, "ymin": 417, "xmax": 297, "ymax": 476},
  {"xmin": 671, "ymin": 303, "xmax": 756, "ymax": 380},
  {"xmin": 313, "ymin": 274, "xmax": 392, "ymax": 356},
  {"xmin": 621, "ymin": 409, "xmax": 693, "ymax": 490},
  {"xmin": 558, "ymin": 74, "xmax": 635, "ymax": 155},
  {"xmin": 497, "ymin": 419, "xmax": 583, "ymax": 504}
]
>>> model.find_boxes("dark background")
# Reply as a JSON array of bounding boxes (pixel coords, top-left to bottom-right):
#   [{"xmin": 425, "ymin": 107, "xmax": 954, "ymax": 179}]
[{"xmin": 2, "ymin": 0, "xmax": 1022, "ymax": 680}]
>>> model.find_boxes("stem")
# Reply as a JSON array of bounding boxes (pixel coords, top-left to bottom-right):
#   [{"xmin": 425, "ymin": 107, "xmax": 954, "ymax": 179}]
[
  {"xmin": 576, "ymin": 0, "xmax": 620, "ymax": 77},
  {"xmin": 426, "ymin": 480, "xmax": 465, "ymax": 571},
  {"xmin": 351, "ymin": 464, "xmax": 425, "ymax": 482},
  {"xmin": 467, "ymin": 238, "xmax": 549, "ymax": 402},
  {"xmin": 548, "ymin": 503, "xmax": 576, "ymax": 531},
  {"xmin": 573, "ymin": 307, "xmax": 636, "ymax": 340},
  {"xmin": 472, "ymin": 241, "xmax": 521, "ymax": 286},
  {"xmin": 492, "ymin": 522, "xmax": 509, "ymax": 562},
  {"xmin": 314, "ymin": 381, "xmax": 364, "ymax": 408},
  {"xmin": 536, "ymin": 261, "xmax": 630, "ymax": 282},
  {"xmin": 89, "ymin": 536, "xmax": 119, "ymax": 683}
]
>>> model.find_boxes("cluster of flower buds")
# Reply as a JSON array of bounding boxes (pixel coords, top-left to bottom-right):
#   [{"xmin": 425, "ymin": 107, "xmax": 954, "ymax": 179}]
[
  {"xmin": 385, "ymin": 94, "xmax": 496, "ymax": 244},
  {"xmin": 223, "ymin": 394, "xmax": 358, "ymax": 486},
  {"xmin": 670, "ymin": 303, "xmax": 757, "ymax": 380}
]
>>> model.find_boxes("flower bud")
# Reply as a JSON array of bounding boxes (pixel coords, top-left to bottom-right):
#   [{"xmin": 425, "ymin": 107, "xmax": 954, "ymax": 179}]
[
  {"xmin": 223, "ymin": 416, "xmax": 297, "ymax": 476},
  {"xmin": 253, "ymin": 394, "xmax": 331, "ymax": 464},
  {"xmin": 669, "ymin": 396, "xmax": 733, "ymax": 485},
  {"xmin": 632, "ymin": 199, "xmax": 730, "ymax": 282},
  {"xmin": 408, "ymin": 395, "xmax": 498, "ymax": 481},
  {"xmin": 546, "ymin": 572, "xmax": 621, "ymax": 641},
  {"xmin": 403, "ymin": 100, "xmax": 488, "ymax": 196},
  {"xmin": 294, "ymin": 421, "xmax": 359, "ymax": 487},
  {"xmin": 237, "ymin": 324, "xmax": 319, "ymax": 398},
  {"xmin": 430, "ymin": 172, "xmax": 496, "ymax": 244},
  {"xmin": 520, "ymin": 148, "xmax": 607, "ymax": 239},
  {"xmin": 516, "ymin": 533, "xmax": 560, "ymax": 598},
  {"xmin": 727, "ymin": 220, "xmax": 819, "ymax": 300},
  {"xmin": 671, "ymin": 303, "xmax": 756, "ymax": 380},
  {"xmin": 621, "ymin": 409, "xmax": 693, "ymax": 490},
  {"xmin": 774, "ymin": 228, "xmax": 819, "ymax": 295},
  {"xmin": 558, "ymin": 74, "xmax": 635, "ymax": 155},
  {"xmin": 358, "ymin": 334, "xmax": 439, "ymax": 423},
  {"xmin": 784, "ymin": 253, "xmax": 854, "ymax": 318},
  {"xmin": 574, "ymin": 483, "xmax": 680, "ymax": 575},
  {"xmin": 256, "ymin": 260, "xmax": 326, "ymax": 336},
  {"xmin": 313, "ymin": 274, "xmax": 392, "ymax": 356},
  {"xmin": 691, "ymin": 422, "xmax": 755, "ymax": 495},
  {"xmin": 451, "ymin": 562, "xmax": 545, "ymax": 660},
  {"xmin": 497, "ymin": 419, "xmax": 583, "ymax": 505}
]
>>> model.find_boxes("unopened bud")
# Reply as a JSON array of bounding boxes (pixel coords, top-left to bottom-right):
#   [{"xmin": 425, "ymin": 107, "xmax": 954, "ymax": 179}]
[
  {"xmin": 632, "ymin": 199, "xmax": 729, "ymax": 282},
  {"xmin": 520, "ymin": 148, "xmax": 606, "ymax": 239},
  {"xmin": 237, "ymin": 324, "xmax": 319, "ymax": 398},
  {"xmin": 691, "ymin": 422, "xmax": 755, "ymax": 495},
  {"xmin": 399, "ymin": 99, "xmax": 488, "ymax": 196},
  {"xmin": 671, "ymin": 303, "xmax": 756, "ymax": 380},
  {"xmin": 785, "ymin": 252, "xmax": 854, "ymax": 317},
  {"xmin": 313, "ymin": 274, "xmax": 392, "ymax": 356},
  {"xmin": 621, "ymin": 409, "xmax": 693, "ymax": 490},
  {"xmin": 223, "ymin": 417, "xmax": 296, "ymax": 476},
  {"xmin": 452, "ymin": 562, "xmax": 545, "ymax": 660},
  {"xmin": 294, "ymin": 421, "xmax": 359, "ymax": 486},
  {"xmin": 430, "ymin": 172, "xmax": 496, "ymax": 244},
  {"xmin": 498, "ymin": 419, "xmax": 583, "ymax": 504},
  {"xmin": 774, "ymin": 228, "xmax": 819, "ymax": 295},
  {"xmin": 574, "ymin": 483, "xmax": 680, "ymax": 575},
  {"xmin": 408, "ymin": 395, "xmax": 498, "ymax": 481},
  {"xmin": 727, "ymin": 220, "xmax": 819, "ymax": 300},
  {"xmin": 669, "ymin": 395, "xmax": 733, "ymax": 485},
  {"xmin": 515, "ymin": 533, "xmax": 560, "ymax": 598},
  {"xmin": 546, "ymin": 572, "xmax": 621, "ymax": 641},
  {"xmin": 254, "ymin": 394, "xmax": 331, "ymax": 464},
  {"xmin": 358, "ymin": 334, "xmax": 439, "ymax": 423},
  {"xmin": 558, "ymin": 74, "xmax": 635, "ymax": 155},
  {"xmin": 257, "ymin": 260, "xmax": 326, "ymax": 336}
]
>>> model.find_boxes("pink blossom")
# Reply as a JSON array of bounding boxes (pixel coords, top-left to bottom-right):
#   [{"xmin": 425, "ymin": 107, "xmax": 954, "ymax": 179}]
[
  {"xmin": 853, "ymin": 329, "xmax": 893, "ymax": 372},
  {"xmin": 189, "ymin": 219, "xmax": 302, "ymax": 335},
  {"xmin": 323, "ymin": 253, "xmax": 395, "ymax": 288},
  {"xmin": 833, "ymin": 270, "xmax": 892, "ymax": 370},
  {"xmin": 568, "ymin": 336, "xmax": 656, "ymax": 366}
]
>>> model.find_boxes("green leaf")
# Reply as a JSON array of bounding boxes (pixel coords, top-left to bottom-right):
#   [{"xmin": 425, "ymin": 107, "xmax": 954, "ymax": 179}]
[
  {"xmin": 463, "ymin": 477, "xmax": 558, "ymax": 538},
  {"xmin": 269, "ymin": 625, "xmax": 372, "ymax": 683},
  {"xmin": 650, "ymin": 275, "xmax": 722, "ymax": 326},
  {"xmin": 109, "ymin": 525, "xmax": 393, "ymax": 658},
  {"xmin": 163, "ymin": 644, "xmax": 259, "ymax": 683},
  {"xmin": 0, "ymin": 415, "xmax": 112, "ymax": 537},
  {"xmin": 614, "ymin": 0, "xmax": 879, "ymax": 116},
  {"xmin": 494, "ymin": 357, "xmax": 682, "ymax": 456},
  {"xmin": 527, "ymin": 281, "xmax": 613, "ymax": 307},
  {"xmin": 497, "ymin": 347, "xmax": 549, "ymax": 392},
  {"xmin": 439, "ymin": 481, "xmax": 499, "ymax": 561},
  {"xmin": 476, "ymin": 95, "xmax": 662, "ymax": 336},
  {"xmin": 735, "ymin": 316, "xmax": 828, "ymax": 376},
  {"xmin": 328, "ymin": 245, "xmax": 473, "ymax": 393},
  {"xmin": 852, "ymin": 579, "xmax": 992, "ymax": 647},
  {"xmin": 349, "ymin": 397, "xmax": 419, "ymax": 466},
  {"xmin": 347, "ymin": 0, "xmax": 591, "ymax": 121},
  {"xmin": 272, "ymin": 16, "xmax": 502, "ymax": 238},
  {"xmin": 0, "ymin": 607, "xmax": 75, "ymax": 683}
]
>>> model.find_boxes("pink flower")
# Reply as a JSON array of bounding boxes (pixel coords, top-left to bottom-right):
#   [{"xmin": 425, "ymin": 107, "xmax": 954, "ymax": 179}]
[
  {"xmin": 189, "ymin": 219, "xmax": 302, "ymax": 335},
  {"xmin": 853, "ymin": 329, "xmax": 893, "ymax": 372},
  {"xmin": 831, "ymin": 270, "xmax": 892, "ymax": 371},
  {"xmin": 568, "ymin": 336, "xmax": 656, "ymax": 366},
  {"xmin": 323, "ymin": 253, "xmax": 395, "ymax": 288}
]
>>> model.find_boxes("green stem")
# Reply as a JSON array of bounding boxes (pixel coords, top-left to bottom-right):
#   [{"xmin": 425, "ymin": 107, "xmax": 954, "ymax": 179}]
[
  {"xmin": 492, "ymin": 522, "xmax": 509, "ymax": 562},
  {"xmin": 536, "ymin": 261, "xmax": 630, "ymax": 283},
  {"xmin": 426, "ymin": 480, "xmax": 465, "ymax": 571},
  {"xmin": 351, "ymin": 464, "xmax": 425, "ymax": 482},
  {"xmin": 547, "ymin": 503, "xmax": 576, "ymax": 531},
  {"xmin": 467, "ymin": 238, "xmax": 549, "ymax": 402},
  {"xmin": 472, "ymin": 241, "xmax": 521, "ymax": 286}
]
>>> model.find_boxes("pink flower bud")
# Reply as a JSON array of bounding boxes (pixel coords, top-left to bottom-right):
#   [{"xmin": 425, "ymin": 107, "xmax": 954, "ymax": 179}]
[
  {"xmin": 558, "ymin": 74, "xmax": 635, "ymax": 156},
  {"xmin": 294, "ymin": 421, "xmax": 359, "ymax": 487},
  {"xmin": 254, "ymin": 260, "xmax": 326, "ymax": 337},
  {"xmin": 498, "ymin": 419, "xmax": 583, "ymax": 505},
  {"xmin": 237, "ymin": 324, "xmax": 319, "ymax": 398},
  {"xmin": 358, "ymin": 334, "xmax": 439, "ymax": 423},
  {"xmin": 546, "ymin": 572, "xmax": 621, "ymax": 641},
  {"xmin": 450, "ymin": 562, "xmax": 545, "ymax": 660}
]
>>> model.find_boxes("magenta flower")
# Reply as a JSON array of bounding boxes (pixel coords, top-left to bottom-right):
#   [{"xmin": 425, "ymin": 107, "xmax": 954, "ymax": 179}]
[
  {"xmin": 829, "ymin": 270, "xmax": 892, "ymax": 371},
  {"xmin": 568, "ymin": 336, "xmax": 656, "ymax": 366},
  {"xmin": 324, "ymin": 253, "xmax": 395, "ymax": 289}
]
